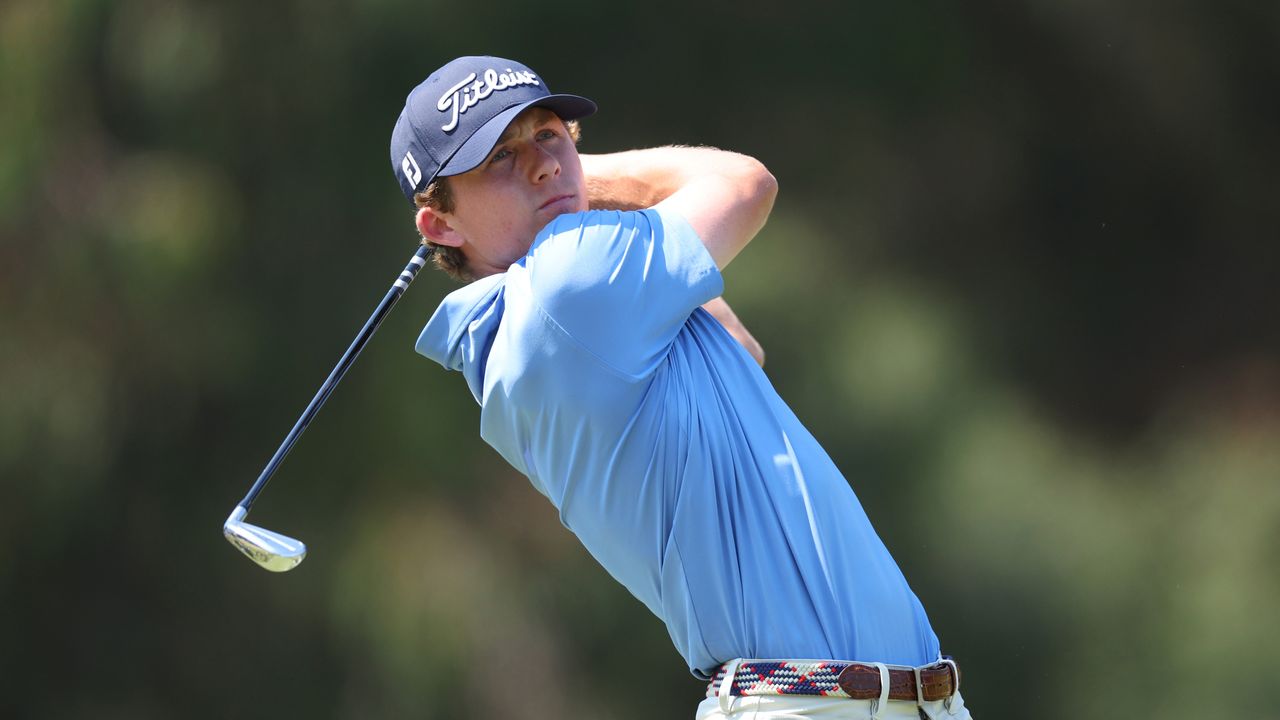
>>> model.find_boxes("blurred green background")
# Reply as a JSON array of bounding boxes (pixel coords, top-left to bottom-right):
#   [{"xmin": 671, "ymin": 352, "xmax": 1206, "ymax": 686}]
[{"xmin": 2, "ymin": 0, "xmax": 1278, "ymax": 717}]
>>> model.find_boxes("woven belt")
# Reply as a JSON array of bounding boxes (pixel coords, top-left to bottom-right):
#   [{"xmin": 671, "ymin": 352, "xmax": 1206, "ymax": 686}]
[{"xmin": 705, "ymin": 658, "xmax": 959, "ymax": 702}]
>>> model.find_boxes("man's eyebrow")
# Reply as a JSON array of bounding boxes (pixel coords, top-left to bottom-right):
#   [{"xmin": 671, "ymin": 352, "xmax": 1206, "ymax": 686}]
[{"xmin": 495, "ymin": 112, "xmax": 556, "ymax": 145}]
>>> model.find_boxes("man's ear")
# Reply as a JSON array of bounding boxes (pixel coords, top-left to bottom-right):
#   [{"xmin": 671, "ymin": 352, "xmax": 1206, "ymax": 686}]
[{"xmin": 415, "ymin": 207, "xmax": 464, "ymax": 248}]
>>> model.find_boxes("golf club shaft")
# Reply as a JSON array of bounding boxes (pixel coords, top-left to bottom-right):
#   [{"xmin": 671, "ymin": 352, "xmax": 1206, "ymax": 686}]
[{"xmin": 237, "ymin": 244, "xmax": 432, "ymax": 511}]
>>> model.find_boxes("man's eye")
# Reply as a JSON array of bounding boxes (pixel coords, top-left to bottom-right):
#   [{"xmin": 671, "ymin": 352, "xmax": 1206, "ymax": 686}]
[
  {"xmin": 490, "ymin": 148, "xmax": 512, "ymax": 163},
  {"xmin": 537, "ymin": 129, "xmax": 556, "ymax": 141}
]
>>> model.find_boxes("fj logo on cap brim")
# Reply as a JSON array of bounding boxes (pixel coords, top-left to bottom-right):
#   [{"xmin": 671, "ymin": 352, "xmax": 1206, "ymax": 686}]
[{"xmin": 401, "ymin": 151, "xmax": 422, "ymax": 190}]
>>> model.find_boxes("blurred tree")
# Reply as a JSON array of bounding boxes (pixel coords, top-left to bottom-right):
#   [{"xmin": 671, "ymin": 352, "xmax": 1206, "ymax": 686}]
[{"xmin": 1, "ymin": 0, "xmax": 1275, "ymax": 718}]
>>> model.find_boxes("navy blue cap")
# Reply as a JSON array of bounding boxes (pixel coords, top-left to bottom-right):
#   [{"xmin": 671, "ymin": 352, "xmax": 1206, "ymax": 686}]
[{"xmin": 390, "ymin": 56, "xmax": 597, "ymax": 203}]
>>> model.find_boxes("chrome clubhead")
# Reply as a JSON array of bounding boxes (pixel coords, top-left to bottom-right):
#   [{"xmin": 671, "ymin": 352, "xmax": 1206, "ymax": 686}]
[
  {"xmin": 224, "ymin": 247, "xmax": 431, "ymax": 573},
  {"xmin": 223, "ymin": 506, "xmax": 306, "ymax": 572}
]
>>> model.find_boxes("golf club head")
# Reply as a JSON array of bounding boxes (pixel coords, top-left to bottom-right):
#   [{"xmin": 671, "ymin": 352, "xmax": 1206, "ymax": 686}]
[{"xmin": 223, "ymin": 506, "xmax": 306, "ymax": 572}]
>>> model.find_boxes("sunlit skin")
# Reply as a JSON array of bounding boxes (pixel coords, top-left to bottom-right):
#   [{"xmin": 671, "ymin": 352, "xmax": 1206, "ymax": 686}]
[
  {"xmin": 415, "ymin": 107, "xmax": 767, "ymax": 366},
  {"xmin": 415, "ymin": 107, "xmax": 588, "ymax": 278}
]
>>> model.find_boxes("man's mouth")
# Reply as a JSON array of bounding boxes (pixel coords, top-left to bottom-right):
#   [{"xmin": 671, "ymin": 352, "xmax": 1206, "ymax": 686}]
[{"xmin": 539, "ymin": 194, "xmax": 575, "ymax": 211}]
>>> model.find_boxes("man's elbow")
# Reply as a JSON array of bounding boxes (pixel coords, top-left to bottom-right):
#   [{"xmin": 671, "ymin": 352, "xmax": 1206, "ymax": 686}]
[
  {"xmin": 738, "ymin": 157, "xmax": 778, "ymax": 234},
  {"xmin": 737, "ymin": 156, "xmax": 778, "ymax": 211},
  {"xmin": 756, "ymin": 162, "xmax": 780, "ymax": 205}
]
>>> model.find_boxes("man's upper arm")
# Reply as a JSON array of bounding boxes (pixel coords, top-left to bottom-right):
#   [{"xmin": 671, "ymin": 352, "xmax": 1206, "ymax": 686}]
[
  {"xmin": 526, "ymin": 209, "xmax": 723, "ymax": 377},
  {"xmin": 654, "ymin": 155, "xmax": 777, "ymax": 270}
]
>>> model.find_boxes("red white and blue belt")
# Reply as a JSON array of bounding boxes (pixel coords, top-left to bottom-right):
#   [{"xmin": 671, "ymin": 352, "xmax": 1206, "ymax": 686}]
[{"xmin": 705, "ymin": 658, "xmax": 960, "ymax": 702}]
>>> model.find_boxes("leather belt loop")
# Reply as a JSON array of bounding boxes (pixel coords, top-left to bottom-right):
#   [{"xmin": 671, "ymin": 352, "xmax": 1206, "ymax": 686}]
[
  {"xmin": 938, "ymin": 656, "xmax": 960, "ymax": 713},
  {"xmin": 869, "ymin": 662, "xmax": 890, "ymax": 719},
  {"xmin": 718, "ymin": 659, "xmax": 742, "ymax": 714}
]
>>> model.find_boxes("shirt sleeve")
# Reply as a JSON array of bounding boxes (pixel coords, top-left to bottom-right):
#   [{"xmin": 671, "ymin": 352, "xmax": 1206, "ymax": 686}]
[{"xmin": 525, "ymin": 206, "xmax": 724, "ymax": 377}]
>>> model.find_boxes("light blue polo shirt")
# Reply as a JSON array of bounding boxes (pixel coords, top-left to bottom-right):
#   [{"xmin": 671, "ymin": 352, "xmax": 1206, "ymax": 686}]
[{"xmin": 416, "ymin": 207, "xmax": 940, "ymax": 677}]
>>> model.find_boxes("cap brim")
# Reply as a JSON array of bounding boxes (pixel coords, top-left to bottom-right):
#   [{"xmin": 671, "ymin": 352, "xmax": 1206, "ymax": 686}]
[{"xmin": 437, "ymin": 94, "xmax": 597, "ymax": 178}]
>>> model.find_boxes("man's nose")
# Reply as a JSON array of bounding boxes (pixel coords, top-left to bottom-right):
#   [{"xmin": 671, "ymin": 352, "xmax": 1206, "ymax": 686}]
[{"xmin": 527, "ymin": 144, "xmax": 560, "ymax": 183}]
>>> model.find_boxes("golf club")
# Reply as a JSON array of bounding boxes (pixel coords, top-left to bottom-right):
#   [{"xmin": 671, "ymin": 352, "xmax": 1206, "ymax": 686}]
[{"xmin": 224, "ymin": 244, "xmax": 432, "ymax": 571}]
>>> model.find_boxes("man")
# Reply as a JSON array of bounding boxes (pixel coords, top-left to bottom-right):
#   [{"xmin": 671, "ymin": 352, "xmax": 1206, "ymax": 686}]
[{"xmin": 390, "ymin": 56, "xmax": 972, "ymax": 720}]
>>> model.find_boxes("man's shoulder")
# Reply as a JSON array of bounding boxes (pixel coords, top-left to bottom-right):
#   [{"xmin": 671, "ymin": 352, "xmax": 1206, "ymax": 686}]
[
  {"xmin": 519, "ymin": 209, "xmax": 652, "ymax": 295},
  {"xmin": 522, "ymin": 206, "xmax": 695, "ymax": 291},
  {"xmin": 530, "ymin": 208, "xmax": 662, "ymax": 251}
]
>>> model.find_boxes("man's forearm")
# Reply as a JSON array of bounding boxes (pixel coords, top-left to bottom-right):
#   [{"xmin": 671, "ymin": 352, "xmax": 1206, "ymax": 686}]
[
  {"xmin": 580, "ymin": 147, "xmax": 768, "ymax": 211},
  {"xmin": 583, "ymin": 163, "xmax": 662, "ymax": 211},
  {"xmin": 580, "ymin": 147, "xmax": 690, "ymax": 210},
  {"xmin": 581, "ymin": 145, "xmax": 775, "ymax": 270}
]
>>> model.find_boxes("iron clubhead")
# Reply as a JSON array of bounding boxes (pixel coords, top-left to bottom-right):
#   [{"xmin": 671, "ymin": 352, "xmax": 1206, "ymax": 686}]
[{"xmin": 223, "ymin": 506, "xmax": 306, "ymax": 572}]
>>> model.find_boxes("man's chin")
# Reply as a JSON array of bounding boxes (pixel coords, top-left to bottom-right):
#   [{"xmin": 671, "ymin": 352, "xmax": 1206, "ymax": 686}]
[{"xmin": 539, "ymin": 194, "xmax": 584, "ymax": 216}]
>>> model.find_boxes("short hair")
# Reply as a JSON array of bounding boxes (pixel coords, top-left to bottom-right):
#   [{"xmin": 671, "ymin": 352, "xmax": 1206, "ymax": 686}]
[{"xmin": 413, "ymin": 119, "xmax": 582, "ymax": 282}]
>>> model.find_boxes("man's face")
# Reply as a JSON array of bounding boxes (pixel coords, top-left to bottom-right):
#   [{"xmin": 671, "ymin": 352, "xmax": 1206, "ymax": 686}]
[{"xmin": 427, "ymin": 107, "xmax": 588, "ymax": 277}]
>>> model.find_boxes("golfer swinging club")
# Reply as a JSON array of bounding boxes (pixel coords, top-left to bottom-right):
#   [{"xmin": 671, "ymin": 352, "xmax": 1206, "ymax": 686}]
[{"xmin": 391, "ymin": 56, "xmax": 973, "ymax": 720}]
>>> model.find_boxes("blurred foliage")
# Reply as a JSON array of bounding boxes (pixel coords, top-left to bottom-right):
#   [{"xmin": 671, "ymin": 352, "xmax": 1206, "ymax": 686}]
[{"xmin": 1, "ymin": 0, "xmax": 1277, "ymax": 718}]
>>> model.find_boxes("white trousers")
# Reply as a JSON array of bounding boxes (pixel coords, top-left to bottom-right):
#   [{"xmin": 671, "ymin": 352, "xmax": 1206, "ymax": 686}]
[{"xmin": 695, "ymin": 692, "xmax": 972, "ymax": 720}]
